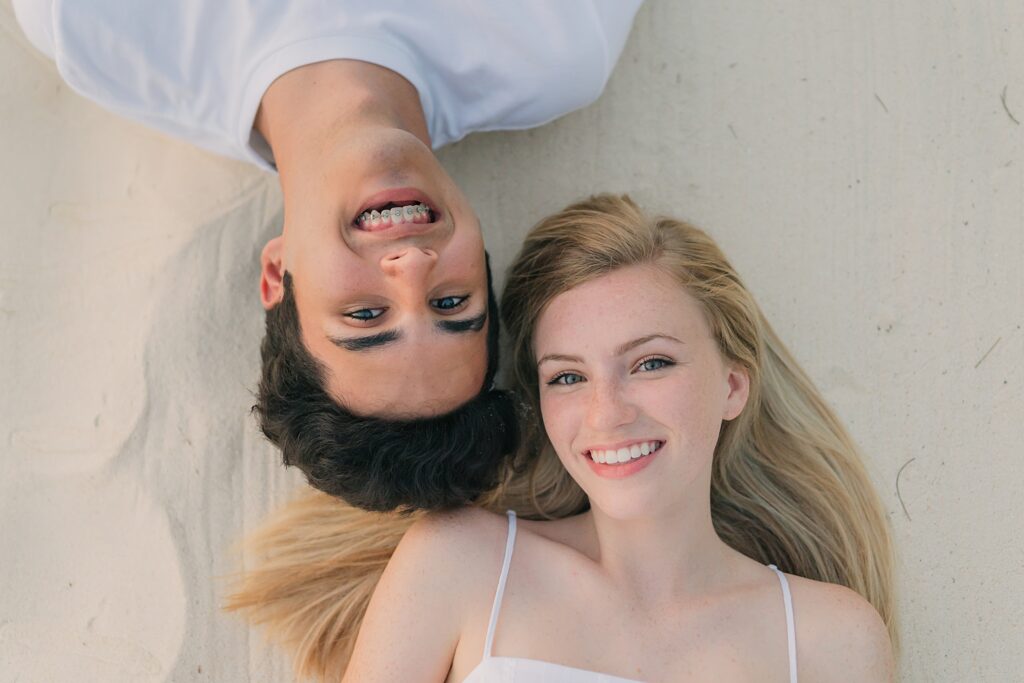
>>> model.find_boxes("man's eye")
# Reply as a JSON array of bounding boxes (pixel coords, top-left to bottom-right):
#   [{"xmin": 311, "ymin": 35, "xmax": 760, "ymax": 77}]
[
  {"xmin": 548, "ymin": 372, "xmax": 584, "ymax": 386},
  {"xmin": 346, "ymin": 307, "xmax": 385, "ymax": 321},
  {"xmin": 432, "ymin": 295, "xmax": 469, "ymax": 311}
]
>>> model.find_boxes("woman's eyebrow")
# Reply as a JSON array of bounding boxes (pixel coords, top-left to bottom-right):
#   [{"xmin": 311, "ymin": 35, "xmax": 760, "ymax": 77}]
[
  {"xmin": 537, "ymin": 334, "xmax": 685, "ymax": 366},
  {"xmin": 615, "ymin": 333, "xmax": 684, "ymax": 355},
  {"xmin": 537, "ymin": 353, "xmax": 582, "ymax": 366}
]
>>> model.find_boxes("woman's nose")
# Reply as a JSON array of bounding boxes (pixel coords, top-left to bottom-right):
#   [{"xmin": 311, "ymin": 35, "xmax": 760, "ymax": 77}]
[
  {"xmin": 379, "ymin": 247, "xmax": 438, "ymax": 281},
  {"xmin": 585, "ymin": 380, "xmax": 637, "ymax": 432}
]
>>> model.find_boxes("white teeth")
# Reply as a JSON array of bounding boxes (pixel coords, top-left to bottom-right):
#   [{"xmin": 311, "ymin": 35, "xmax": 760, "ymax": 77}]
[
  {"xmin": 589, "ymin": 441, "xmax": 661, "ymax": 465},
  {"xmin": 403, "ymin": 206, "xmax": 416, "ymax": 220}
]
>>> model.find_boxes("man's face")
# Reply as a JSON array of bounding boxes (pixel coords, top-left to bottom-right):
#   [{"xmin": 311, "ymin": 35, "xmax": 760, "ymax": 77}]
[{"xmin": 261, "ymin": 127, "xmax": 488, "ymax": 418}]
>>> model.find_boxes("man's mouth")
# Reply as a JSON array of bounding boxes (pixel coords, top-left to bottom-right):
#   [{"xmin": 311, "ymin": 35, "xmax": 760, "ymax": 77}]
[
  {"xmin": 355, "ymin": 201, "xmax": 436, "ymax": 230},
  {"xmin": 352, "ymin": 187, "xmax": 442, "ymax": 232}
]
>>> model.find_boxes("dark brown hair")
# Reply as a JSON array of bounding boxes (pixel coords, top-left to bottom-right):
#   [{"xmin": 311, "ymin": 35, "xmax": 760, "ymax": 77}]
[{"xmin": 254, "ymin": 255, "xmax": 517, "ymax": 512}]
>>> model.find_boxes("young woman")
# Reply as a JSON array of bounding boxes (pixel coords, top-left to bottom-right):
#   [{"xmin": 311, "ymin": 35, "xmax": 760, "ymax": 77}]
[{"xmin": 229, "ymin": 195, "xmax": 897, "ymax": 681}]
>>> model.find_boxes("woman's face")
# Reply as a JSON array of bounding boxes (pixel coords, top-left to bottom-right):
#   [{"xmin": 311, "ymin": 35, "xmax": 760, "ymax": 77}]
[{"xmin": 533, "ymin": 264, "xmax": 749, "ymax": 520}]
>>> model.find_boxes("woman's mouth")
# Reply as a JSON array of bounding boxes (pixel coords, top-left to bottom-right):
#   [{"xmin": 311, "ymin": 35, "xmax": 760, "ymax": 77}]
[
  {"xmin": 587, "ymin": 440, "xmax": 663, "ymax": 464},
  {"xmin": 583, "ymin": 440, "xmax": 663, "ymax": 479}
]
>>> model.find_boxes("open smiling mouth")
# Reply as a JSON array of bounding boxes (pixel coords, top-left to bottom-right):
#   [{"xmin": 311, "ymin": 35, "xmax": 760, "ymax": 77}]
[
  {"xmin": 585, "ymin": 440, "xmax": 664, "ymax": 465},
  {"xmin": 354, "ymin": 201, "xmax": 439, "ymax": 231}
]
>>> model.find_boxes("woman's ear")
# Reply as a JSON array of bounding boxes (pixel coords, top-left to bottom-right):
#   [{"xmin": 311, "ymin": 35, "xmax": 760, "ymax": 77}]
[
  {"xmin": 723, "ymin": 363, "xmax": 750, "ymax": 421},
  {"xmin": 260, "ymin": 236, "xmax": 285, "ymax": 309}
]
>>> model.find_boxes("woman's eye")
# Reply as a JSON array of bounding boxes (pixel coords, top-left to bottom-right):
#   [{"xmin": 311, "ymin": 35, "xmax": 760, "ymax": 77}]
[
  {"xmin": 637, "ymin": 357, "xmax": 673, "ymax": 372},
  {"xmin": 548, "ymin": 372, "xmax": 584, "ymax": 386},
  {"xmin": 432, "ymin": 295, "xmax": 469, "ymax": 311},
  {"xmin": 346, "ymin": 307, "xmax": 385, "ymax": 321}
]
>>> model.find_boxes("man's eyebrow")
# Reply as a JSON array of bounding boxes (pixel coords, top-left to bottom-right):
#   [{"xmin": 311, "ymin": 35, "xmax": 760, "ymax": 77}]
[
  {"xmin": 538, "ymin": 334, "xmax": 684, "ymax": 367},
  {"xmin": 328, "ymin": 329, "xmax": 402, "ymax": 351},
  {"xmin": 327, "ymin": 312, "xmax": 485, "ymax": 351},
  {"xmin": 435, "ymin": 311, "xmax": 487, "ymax": 334}
]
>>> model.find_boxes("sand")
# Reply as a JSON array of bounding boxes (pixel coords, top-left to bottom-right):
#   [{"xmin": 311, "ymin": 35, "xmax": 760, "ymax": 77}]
[{"xmin": 2, "ymin": 1, "xmax": 1023, "ymax": 680}]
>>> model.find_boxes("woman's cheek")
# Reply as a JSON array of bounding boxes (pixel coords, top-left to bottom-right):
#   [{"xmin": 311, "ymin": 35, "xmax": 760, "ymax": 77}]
[
  {"xmin": 540, "ymin": 391, "xmax": 579, "ymax": 452},
  {"xmin": 671, "ymin": 382, "xmax": 725, "ymax": 447}
]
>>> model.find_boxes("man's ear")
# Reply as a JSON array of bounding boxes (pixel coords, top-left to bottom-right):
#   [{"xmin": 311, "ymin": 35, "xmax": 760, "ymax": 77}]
[
  {"xmin": 260, "ymin": 236, "xmax": 285, "ymax": 309},
  {"xmin": 723, "ymin": 363, "xmax": 750, "ymax": 421}
]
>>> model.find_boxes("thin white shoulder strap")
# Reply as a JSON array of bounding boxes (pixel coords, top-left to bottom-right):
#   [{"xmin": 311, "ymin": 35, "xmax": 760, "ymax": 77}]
[
  {"xmin": 483, "ymin": 510, "xmax": 518, "ymax": 658},
  {"xmin": 767, "ymin": 564, "xmax": 798, "ymax": 683}
]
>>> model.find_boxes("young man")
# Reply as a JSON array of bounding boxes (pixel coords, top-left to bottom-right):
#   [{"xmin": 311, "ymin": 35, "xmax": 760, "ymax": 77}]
[{"xmin": 14, "ymin": 0, "xmax": 643, "ymax": 510}]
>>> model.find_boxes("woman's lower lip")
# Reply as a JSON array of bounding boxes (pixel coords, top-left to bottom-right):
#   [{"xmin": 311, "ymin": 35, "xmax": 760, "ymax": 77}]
[{"xmin": 583, "ymin": 448, "xmax": 659, "ymax": 479}]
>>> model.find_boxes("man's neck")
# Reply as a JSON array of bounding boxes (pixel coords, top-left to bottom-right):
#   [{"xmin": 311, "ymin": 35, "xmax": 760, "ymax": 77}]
[{"xmin": 255, "ymin": 59, "xmax": 430, "ymax": 176}]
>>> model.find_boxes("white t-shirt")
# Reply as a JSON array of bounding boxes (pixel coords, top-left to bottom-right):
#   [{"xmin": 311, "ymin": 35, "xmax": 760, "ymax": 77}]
[{"xmin": 14, "ymin": 0, "xmax": 643, "ymax": 172}]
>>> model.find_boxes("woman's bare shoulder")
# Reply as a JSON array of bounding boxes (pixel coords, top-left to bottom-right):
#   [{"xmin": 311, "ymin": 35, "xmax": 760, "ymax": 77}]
[
  {"xmin": 404, "ymin": 505, "xmax": 512, "ymax": 545},
  {"xmin": 397, "ymin": 506, "xmax": 513, "ymax": 582},
  {"xmin": 342, "ymin": 507, "xmax": 513, "ymax": 681},
  {"xmin": 783, "ymin": 573, "xmax": 896, "ymax": 682}
]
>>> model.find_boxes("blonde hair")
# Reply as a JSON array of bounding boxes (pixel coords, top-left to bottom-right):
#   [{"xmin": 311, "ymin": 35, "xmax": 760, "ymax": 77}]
[
  {"xmin": 223, "ymin": 493, "xmax": 419, "ymax": 680},
  {"xmin": 225, "ymin": 194, "xmax": 897, "ymax": 678},
  {"xmin": 500, "ymin": 194, "xmax": 897, "ymax": 650}
]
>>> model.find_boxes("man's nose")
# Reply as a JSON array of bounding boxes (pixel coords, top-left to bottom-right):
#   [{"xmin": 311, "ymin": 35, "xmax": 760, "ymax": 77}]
[
  {"xmin": 585, "ymin": 379, "xmax": 637, "ymax": 432},
  {"xmin": 379, "ymin": 247, "xmax": 438, "ymax": 281}
]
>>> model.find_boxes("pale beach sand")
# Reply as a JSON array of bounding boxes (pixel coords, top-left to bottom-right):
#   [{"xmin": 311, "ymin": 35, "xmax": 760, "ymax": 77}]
[{"xmin": 2, "ymin": 1, "xmax": 1022, "ymax": 680}]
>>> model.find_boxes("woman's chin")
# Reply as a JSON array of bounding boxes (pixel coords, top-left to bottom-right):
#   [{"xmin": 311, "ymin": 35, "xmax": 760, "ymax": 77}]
[{"xmin": 586, "ymin": 493, "xmax": 664, "ymax": 522}]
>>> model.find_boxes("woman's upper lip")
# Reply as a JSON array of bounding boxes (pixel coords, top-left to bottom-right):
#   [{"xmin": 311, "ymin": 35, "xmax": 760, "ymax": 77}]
[
  {"xmin": 353, "ymin": 186, "xmax": 441, "ymax": 225},
  {"xmin": 582, "ymin": 438, "xmax": 664, "ymax": 454}
]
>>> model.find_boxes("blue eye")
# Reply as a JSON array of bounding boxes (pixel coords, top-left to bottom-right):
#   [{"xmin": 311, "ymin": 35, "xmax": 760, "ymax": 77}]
[
  {"xmin": 637, "ymin": 357, "xmax": 673, "ymax": 372},
  {"xmin": 346, "ymin": 307, "xmax": 385, "ymax": 321},
  {"xmin": 548, "ymin": 372, "xmax": 584, "ymax": 386},
  {"xmin": 432, "ymin": 295, "xmax": 468, "ymax": 311}
]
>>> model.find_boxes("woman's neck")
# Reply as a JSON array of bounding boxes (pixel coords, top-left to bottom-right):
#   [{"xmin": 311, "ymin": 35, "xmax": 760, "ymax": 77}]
[{"xmin": 582, "ymin": 492, "xmax": 738, "ymax": 608}]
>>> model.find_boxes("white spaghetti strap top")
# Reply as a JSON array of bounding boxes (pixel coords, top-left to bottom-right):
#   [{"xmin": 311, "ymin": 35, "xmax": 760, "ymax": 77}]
[
  {"xmin": 482, "ymin": 509, "xmax": 519, "ymax": 659},
  {"xmin": 464, "ymin": 510, "xmax": 799, "ymax": 683},
  {"xmin": 766, "ymin": 563, "xmax": 799, "ymax": 683}
]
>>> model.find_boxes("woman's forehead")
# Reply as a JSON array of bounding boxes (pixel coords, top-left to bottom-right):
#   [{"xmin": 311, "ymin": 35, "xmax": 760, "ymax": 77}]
[{"xmin": 533, "ymin": 266, "xmax": 708, "ymax": 349}]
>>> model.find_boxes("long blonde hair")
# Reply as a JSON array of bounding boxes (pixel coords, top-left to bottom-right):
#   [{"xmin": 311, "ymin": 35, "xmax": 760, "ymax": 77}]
[{"xmin": 225, "ymin": 194, "xmax": 897, "ymax": 679}]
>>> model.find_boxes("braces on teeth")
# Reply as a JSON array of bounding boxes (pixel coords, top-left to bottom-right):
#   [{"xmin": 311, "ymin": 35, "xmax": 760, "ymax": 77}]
[{"xmin": 356, "ymin": 203, "xmax": 432, "ymax": 228}]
